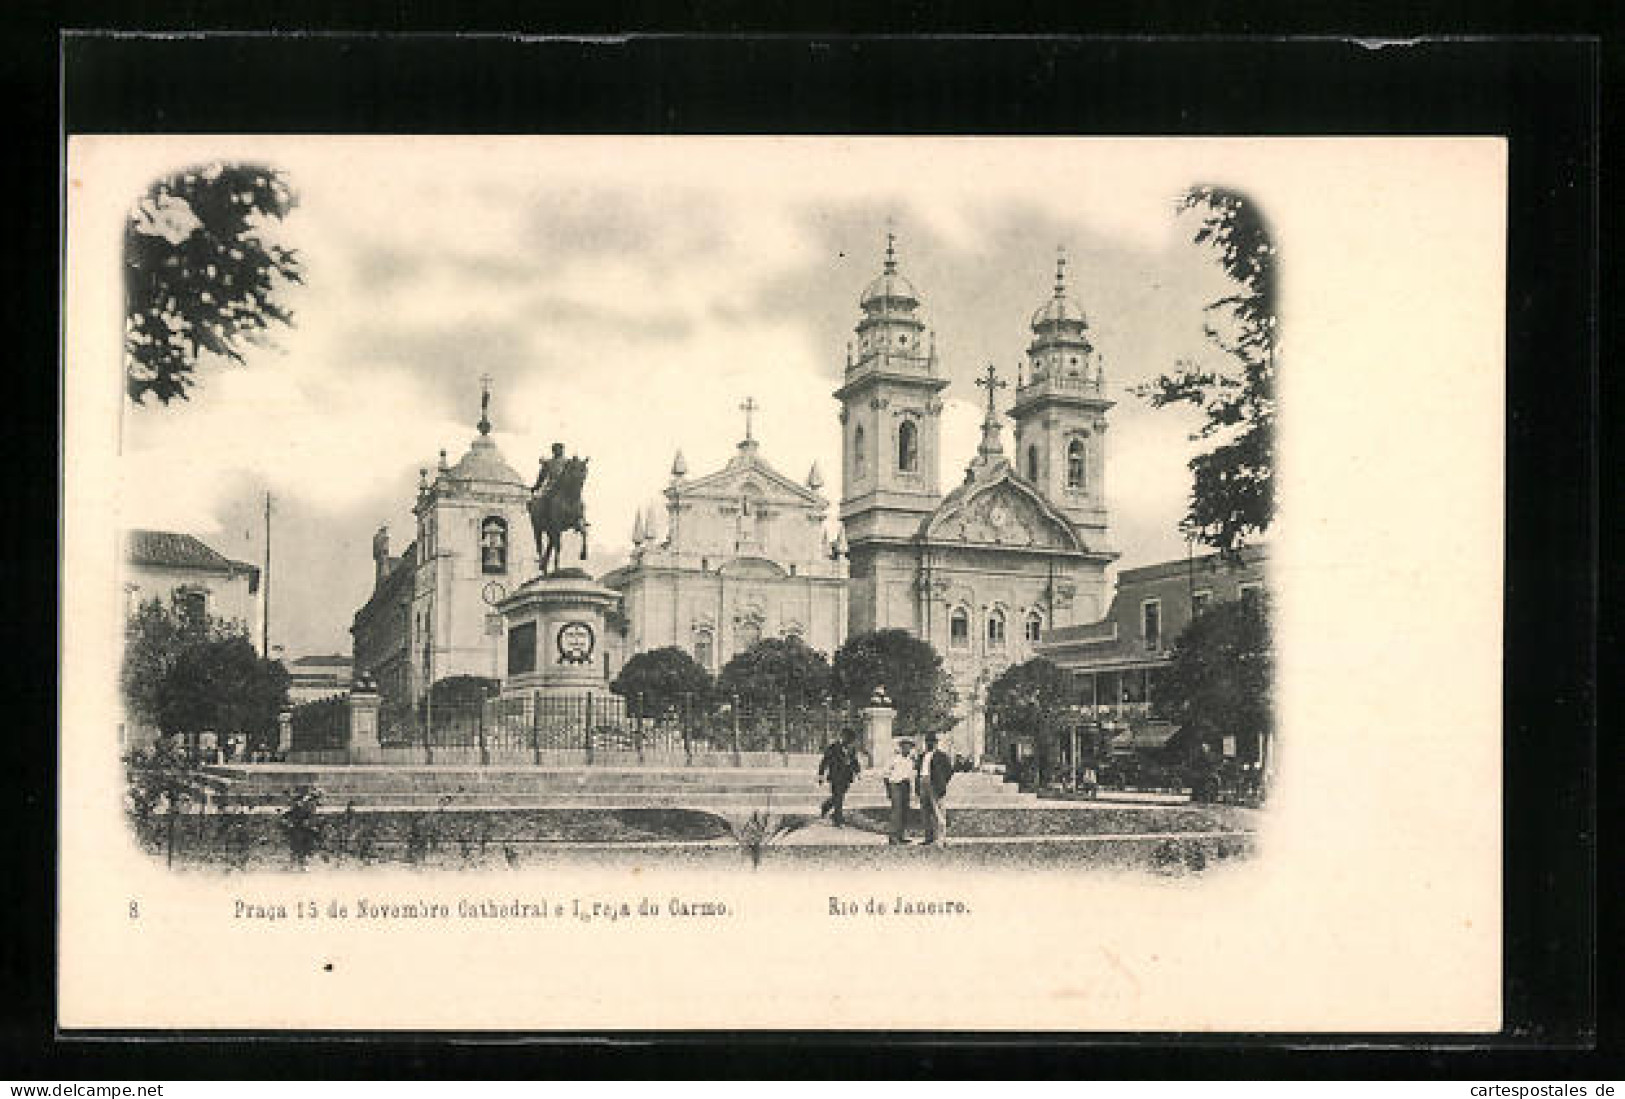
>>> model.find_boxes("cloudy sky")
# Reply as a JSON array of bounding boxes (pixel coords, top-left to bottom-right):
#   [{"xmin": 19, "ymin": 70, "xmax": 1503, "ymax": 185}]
[{"xmin": 97, "ymin": 137, "xmax": 1239, "ymax": 658}]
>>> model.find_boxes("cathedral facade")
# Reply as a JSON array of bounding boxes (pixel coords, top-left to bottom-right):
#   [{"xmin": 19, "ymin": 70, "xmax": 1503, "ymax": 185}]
[
  {"xmin": 351, "ymin": 243, "xmax": 1120, "ymax": 762},
  {"xmin": 600, "ymin": 414, "xmax": 849, "ymax": 677},
  {"xmin": 835, "ymin": 240, "xmax": 1118, "ymax": 758}
]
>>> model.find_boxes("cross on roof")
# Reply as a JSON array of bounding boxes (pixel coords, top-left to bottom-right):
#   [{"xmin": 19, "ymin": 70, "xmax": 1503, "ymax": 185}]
[
  {"xmin": 478, "ymin": 373, "xmax": 493, "ymax": 435},
  {"xmin": 740, "ymin": 396, "xmax": 759, "ymax": 442},
  {"xmin": 975, "ymin": 363, "xmax": 1007, "ymax": 415}
]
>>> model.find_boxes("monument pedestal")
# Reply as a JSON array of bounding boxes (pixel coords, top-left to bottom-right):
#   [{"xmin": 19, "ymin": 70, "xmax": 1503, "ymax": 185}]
[
  {"xmin": 861, "ymin": 694, "xmax": 897, "ymax": 769},
  {"xmin": 496, "ymin": 569, "xmax": 618, "ymax": 698}
]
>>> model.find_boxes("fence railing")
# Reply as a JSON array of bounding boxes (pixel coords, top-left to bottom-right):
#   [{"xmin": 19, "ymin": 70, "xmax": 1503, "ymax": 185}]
[
  {"xmin": 288, "ymin": 695, "xmax": 349, "ymax": 753},
  {"xmin": 336, "ymin": 691, "xmax": 858, "ymax": 767}
]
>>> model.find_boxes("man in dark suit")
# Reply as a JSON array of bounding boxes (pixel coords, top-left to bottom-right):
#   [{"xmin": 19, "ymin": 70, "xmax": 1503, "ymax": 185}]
[
  {"xmin": 915, "ymin": 732, "xmax": 955, "ymax": 847},
  {"xmin": 817, "ymin": 727, "xmax": 862, "ymax": 827}
]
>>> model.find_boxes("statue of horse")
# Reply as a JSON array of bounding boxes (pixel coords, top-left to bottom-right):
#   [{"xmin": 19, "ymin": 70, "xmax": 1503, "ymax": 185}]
[{"xmin": 528, "ymin": 456, "xmax": 590, "ymax": 575}]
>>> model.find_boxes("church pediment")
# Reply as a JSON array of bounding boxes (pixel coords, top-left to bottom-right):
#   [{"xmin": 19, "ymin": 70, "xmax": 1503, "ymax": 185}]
[
  {"xmin": 677, "ymin": 456, "xmax": 823, "ymax": 510},
  {"xmin": 923, "ymin": 468, "xmax": 1083, "ymax": 552},
  {"xmin": 717, "ymin": 556, "xmax": 788, "ymax": 580}
]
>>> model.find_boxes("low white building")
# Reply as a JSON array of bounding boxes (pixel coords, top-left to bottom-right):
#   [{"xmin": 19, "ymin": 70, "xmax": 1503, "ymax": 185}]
[
  {"xmin": 124, "ymin": 529, "xmax": 262, "ymax": 638},
  {"xmin": 121, "ymin": 529, "xmax": 264, "ymax": 749}
]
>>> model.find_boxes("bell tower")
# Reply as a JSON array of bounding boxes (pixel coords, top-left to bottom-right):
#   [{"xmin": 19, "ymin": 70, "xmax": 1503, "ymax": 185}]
[
  {"xmin": 1008, "ymin": 248, "xmax": 1112, "ymax": 549},
  {"xmin": 835, "ymin": 234, "xmax": 950, "ymax": 546}
]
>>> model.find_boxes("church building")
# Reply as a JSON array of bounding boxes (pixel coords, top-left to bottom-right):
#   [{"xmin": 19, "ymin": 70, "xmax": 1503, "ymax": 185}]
[
  {"xmin": 836, "ymin": 238, "xmax": 1119, "ymax": 757},
  {"xmin": 352, "ymin": 383, "xmax": 533, "ymax": 714},
  {"xmin": 600, "ymin": 404, "xmax": 850, "ymax": 676}
]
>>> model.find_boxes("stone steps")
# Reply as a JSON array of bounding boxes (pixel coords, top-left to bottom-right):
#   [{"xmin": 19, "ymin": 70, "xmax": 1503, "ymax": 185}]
[
  {"xmin": 239, "ymin": 793, "xmax": 1039, "ymax": 812},
  {"xmin": 202, "ymin": 764, "xmax": 1038, "ymax": 812}
]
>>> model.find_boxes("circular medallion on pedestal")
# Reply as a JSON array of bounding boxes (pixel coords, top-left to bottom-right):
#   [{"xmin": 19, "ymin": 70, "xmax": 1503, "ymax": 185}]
[{"xmin": 556, "ymin": 620, "xmax": 596, "ymax": 665}]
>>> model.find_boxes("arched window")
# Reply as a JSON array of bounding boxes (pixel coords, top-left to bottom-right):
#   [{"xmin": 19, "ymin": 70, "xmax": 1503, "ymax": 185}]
[
  {"xmin": 480, "ymin": 516, "xmax": 508, "ymax": 574},
  {"xmin": 949, "ymin": 607, "xmax": 970, "ymax": 649},
  {"xmin": 1067, "ymin": 439, "xmax": 1087, "ymax": 490},
  {"xmin": 987, "ymin": 608, "xmax": 1007, "ymax": 649},
  {"xmin": 736, "ymin": 619, "xmax": 762, "ymax": 651},
  {"xmin": 1026, "ymin": 444, "xmax": 1039, "ymax": 481},
  {"xmin": 693, "ymin": 629, "xmax": 714, "ymax": 670},
  {"xmin": 853, "ymin": 425, "xmax": 866, "ymax": 477},
  {"xmin": 1025, "ymin": 610, "xmax": 1044, "ymax": 643},
  {"xmin": 897, "ymin": 419, "xmax": 919, "ymax": 473}
]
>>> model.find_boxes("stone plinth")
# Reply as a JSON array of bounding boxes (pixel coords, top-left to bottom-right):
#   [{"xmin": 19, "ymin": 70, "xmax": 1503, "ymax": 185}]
[
  {"xmin": 347, "ymin": 686, "xmax": 383, "ymax": 763},
  {"xmin": 862, "ymin": 703, "xmax": 896, "ymax": 768},
  {"xmin": 496, "ymin": 569, "xmax": 618, "ymax": 698}
]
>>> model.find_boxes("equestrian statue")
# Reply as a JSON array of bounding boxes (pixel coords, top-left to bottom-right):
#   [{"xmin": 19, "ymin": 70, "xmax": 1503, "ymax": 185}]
[{"xmin": 528, "ymin": 442, "xmax": 591, "ymax": 575}]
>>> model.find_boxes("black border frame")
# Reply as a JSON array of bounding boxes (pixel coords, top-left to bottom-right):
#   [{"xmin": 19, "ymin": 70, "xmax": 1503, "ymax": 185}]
[{"xmin": 7, "ymin": 27, "xmax": 1603, "ymax": 1077}]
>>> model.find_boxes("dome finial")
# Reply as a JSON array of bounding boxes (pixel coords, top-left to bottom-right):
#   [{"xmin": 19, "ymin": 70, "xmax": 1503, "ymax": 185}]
[
  {"xmin": 884, "ymin": 227, "xmax": 898, "ymax": 275},
  {"xmin": 477, "ymin": 372, "xmax": 493, "ymax": 436},
  {"xmin": 1054, "ymin": 245, "xmax": 1068, "ymax": 298}
]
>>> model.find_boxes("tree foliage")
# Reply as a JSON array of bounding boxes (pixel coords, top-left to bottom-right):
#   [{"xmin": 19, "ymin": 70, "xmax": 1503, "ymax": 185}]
[
  {"xmin": 125, "ymin": 162, "xmax": 303, "ymax": 405},
  {"xmin": 155, "ymin": 635, "xmax": 290, "ymax": 742},
  {"xmin": 1160, "ymin": 594, "xmax": 1273, "ymax": 758},
  {"xmin": 429, "ymin": 675, "xmax": 499, "ymax": 707},
  {"xmin": 611, "ymin": 646, "xmax": 713, "ymax": 712},
  {"xmin": 1137, "ymin": 185, "xmax": 1277, "ymax": 559},
  {"xmin": 985, "ymin": 657, "xmax": 1072, "ymax": 741},
  {"xmin": 124, "ymin": 737, "xmax": 201, "ymax": 865},
  {"xmin": 121, "ymin": 597, "xmax": 238, "ymax": 727},
  {"xmin": 831, "ymin": 628, "xmax": 958, "ymax": 738},
  {"xmin": 986, "ymin": 657, "xmax": 1078, "ymax": 782},
  {"xmin": 718, "ymin": 636, "xmax": 831, "ymax": 709}
]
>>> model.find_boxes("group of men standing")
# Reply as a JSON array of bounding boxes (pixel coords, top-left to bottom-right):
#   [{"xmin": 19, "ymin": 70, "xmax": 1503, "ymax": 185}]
[{"xmin": 816, "ymin": 728, "xmax": 956, "ymax": 847}]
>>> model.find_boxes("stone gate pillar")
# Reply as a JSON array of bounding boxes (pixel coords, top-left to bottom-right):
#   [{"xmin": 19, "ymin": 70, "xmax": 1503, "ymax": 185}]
[{"xmin": 347, "ymin": 676, "xmax": 383, "ymax": 764}]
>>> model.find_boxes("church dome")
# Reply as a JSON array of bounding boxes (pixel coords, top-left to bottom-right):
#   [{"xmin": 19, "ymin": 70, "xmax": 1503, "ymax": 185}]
[
  {"xmin": 1030, "ymin": 248, "xmax": 1088, "ymax": 330},
  {"xmin": 859, "ymin": 233, "xmax": 920, "ymax": 311},
  {"xmin": 861, "ymin": 268, "xmax": 920, "ymax": 309},
  {"xmin": 448, "ymin": 434, "xmax": 524, "ymax": 486},
  {"xmin": 1030, "ymin": 293, "xmax": 1087, "ymax": 329}
]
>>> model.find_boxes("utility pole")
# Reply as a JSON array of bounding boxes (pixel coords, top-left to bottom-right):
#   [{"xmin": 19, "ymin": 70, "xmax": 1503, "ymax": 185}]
[{"xmin": 262, "ymin": 492, "xmax": 273, "ymax": 658}]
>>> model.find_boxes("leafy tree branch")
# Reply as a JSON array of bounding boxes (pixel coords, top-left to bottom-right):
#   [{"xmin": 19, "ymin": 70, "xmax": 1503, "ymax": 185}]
[{"xmin": 125, "ymin": 163, "xmax": 303, "ymax": 405}]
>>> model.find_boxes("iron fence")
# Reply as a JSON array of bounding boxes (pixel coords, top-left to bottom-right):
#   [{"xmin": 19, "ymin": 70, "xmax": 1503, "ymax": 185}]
[
  {"xmin": 288, "ymin": 695, "xmax": 348, "ymax": 753},
  {"xmin": 361, "ymin": 691, "xmax": 856, "ymax": 766}
]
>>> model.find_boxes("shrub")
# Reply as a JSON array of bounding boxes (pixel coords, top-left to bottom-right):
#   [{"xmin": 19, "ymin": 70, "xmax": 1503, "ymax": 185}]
[
  {"xmin": 612, "ymin": 647, "xmax": 713, "ymax": 714},
  {"xmin": 832, "ymin": 629, "xmax": 958, "ymax": 739},
  {"xmin": 278, "ymin": 785, "xmax": 324, "ymax": 869}
]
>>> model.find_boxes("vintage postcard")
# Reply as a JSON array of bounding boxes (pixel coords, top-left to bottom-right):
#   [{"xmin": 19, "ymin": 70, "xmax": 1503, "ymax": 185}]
[{"xmin": 60, "ymin": 135, "xmax": 1504, "ymax": 1032}]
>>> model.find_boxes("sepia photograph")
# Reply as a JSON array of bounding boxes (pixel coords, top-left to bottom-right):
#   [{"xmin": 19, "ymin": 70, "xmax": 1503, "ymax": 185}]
[{"xmin": 61, "ymin": 134, "xmax": 1506, "ymax": 1032}]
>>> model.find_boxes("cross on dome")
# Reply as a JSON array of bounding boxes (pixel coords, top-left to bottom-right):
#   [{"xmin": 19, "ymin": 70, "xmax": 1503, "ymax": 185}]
[
  {"xmin": 975, "ymin": 362, "xmax": 1007, "ymax": 415},
  {"xmin": 739, "ymin": 396, "xmax": 759, "ymax": 442}
]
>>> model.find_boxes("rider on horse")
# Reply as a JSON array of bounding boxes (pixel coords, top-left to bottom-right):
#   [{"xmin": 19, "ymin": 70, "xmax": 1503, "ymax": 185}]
[
  {"xmin": 533, "ymin": 442, "xmax": 570, "ymax": 499},
  {"xmin": 529, "ymin": 443, "xmax": 589, "ymax": 574}
]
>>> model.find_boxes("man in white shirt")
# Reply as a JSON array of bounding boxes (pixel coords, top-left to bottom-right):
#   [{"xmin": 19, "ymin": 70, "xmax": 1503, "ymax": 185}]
[{"xmin": 884, "ymin": 737, "xmax": 917, "ymax": 846}]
